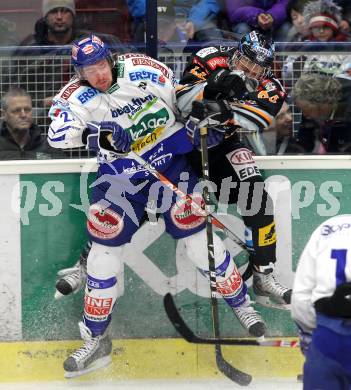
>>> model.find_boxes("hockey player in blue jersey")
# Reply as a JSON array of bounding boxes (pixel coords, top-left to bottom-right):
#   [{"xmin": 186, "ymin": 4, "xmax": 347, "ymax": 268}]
[
  {"xmin": 292, "ymin": 214, "xmax": 351, "ymax": 390},
  {"xmin": 48, "ymin": 35, "xmax": 265, "ymax": 377}
]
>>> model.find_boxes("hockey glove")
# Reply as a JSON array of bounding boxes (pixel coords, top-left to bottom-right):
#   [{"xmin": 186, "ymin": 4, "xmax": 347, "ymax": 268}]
[
  {"xmin": 296, "ymin": 323, "xmax": 312, "ymax": 356},
  {"xmin": 84, "ymin": 122, "xmax": 131, "ymax": 159},
  {"xmin": 314, "ymin": 282, "xmax": 351, "ymax": 318},
  {"xmin": 99, "ymin": 121, "xmax": 132, "ymax": 154},
  {"xmin": 188, "ymin": 100, "xmax": 233, "ymax": 131},
  {"xmin": 185, "ymin": 117, "xmax": 224, "ymax": 150},
  {"xmin": 205, "ymin": 68, "xmax": 247, "ymax": 100}
]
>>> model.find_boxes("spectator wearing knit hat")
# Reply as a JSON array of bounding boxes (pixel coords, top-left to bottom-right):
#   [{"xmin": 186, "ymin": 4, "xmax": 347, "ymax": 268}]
[
  {"xmin": 303, "ymin": 0, "xmax": 349, "ymax": 41},
  {"xmin": 20, "ymin": 0, "xmax": 80, "ymax": 46},
  {"xmin": 20, "ymin": 0, "xmax": 121, "ymax": 48}
]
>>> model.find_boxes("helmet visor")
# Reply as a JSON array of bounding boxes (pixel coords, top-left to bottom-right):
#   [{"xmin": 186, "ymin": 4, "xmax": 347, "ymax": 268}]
[{"xmin": 230, "ymin": 51, "xmax": 269, "ymax": 80}]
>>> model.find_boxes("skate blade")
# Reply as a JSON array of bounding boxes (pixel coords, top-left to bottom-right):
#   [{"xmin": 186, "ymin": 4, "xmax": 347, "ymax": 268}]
[
  {"xmin": 255, "ymin": 295, "xmax": 291, "ymax": 311},
  {"xmin": 64, "ymin": 355, "xmax": 112, "ymax": 378},
  {"xmin": 54, "ymin": 290, "xmax": 64, "ymax": 300}
]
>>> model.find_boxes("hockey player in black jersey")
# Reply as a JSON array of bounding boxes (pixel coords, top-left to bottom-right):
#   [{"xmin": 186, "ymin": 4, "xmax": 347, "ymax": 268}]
[{"xmin": 176, "ymin": 31, "xmax": 292, "ymax": 322}]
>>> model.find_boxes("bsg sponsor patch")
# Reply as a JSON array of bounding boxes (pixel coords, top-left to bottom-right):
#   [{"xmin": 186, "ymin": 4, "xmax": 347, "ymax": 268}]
[
  {"xmin": 258, "ymin": 222, "xmax": 276, "ymax": 246},
  {"xmin": 226, "ymin": 148, "xmax": 260, "ymax": 181},
  {"xmin": 87, "ymin": 203, "xmax": 124, "ymax": 240},
  {"xmin": 170, "ymin": 193, "xmax": 205, "ymax": 230}
]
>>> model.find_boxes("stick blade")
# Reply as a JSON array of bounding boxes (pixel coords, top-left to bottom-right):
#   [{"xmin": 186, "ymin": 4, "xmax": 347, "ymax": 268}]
[
  {"xmin": 216, "ymin": 346, "xmax": 252, "ymax": 386},
  {"xmin": 164, "ymin": 294, "xmax": 253, "ymax": 386},
  {"xmin": 164, "ymin": 293, "xmax": 198, "ymax": 342}
]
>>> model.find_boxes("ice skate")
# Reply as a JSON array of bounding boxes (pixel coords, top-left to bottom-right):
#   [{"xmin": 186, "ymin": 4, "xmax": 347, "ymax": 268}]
[
  {"xmin": 55, "ymin": 242, "xmax": 90, "ymax": 299},
  {"xmin": 253, "ymin": 263, "xmax": 292, "ymax": 310},
  {"xmin": 232, "ymin": 295, "xmax": 266, "ymax": 337},
  {"xmin": 64, "ymin": 321, "xmax": 112, "ymax": 378}
]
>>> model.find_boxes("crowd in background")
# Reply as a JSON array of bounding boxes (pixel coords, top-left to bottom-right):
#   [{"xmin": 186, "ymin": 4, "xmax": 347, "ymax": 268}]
[{"xmin": 0, "ymin": 0, "xmax": 351, "ymax": 158}]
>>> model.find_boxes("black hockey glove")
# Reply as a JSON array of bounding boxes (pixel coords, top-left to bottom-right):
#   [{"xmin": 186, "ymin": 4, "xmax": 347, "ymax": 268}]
[
  {"xmin": 314, "ymin": 282, "xmax": 351, "ymax": 318},
  {"xmin": 188, "ymin": 100, "xmax": 233, "ymax": 131},
  {"xmin": 205, "ymin": 68, "xmax": 247, "ymax": 100}
]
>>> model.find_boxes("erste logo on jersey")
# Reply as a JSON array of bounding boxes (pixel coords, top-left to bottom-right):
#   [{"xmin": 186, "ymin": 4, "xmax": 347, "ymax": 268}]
[
  {"xmin": 129, "ymin": 69, "xmax": 166, "ymax": 86},
  {"xmin": 77, "ymin": 87, "xmax": 99, "ymax": 104}
]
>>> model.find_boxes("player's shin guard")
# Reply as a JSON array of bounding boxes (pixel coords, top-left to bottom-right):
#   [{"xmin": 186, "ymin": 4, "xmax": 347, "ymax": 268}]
[
  {"xmin": 83, "ymin": 274, "xmax": 117, "ymax": 336},
  {"xmin": 182, "ymin": 231, "xmax": 266, "ymax": 337}
]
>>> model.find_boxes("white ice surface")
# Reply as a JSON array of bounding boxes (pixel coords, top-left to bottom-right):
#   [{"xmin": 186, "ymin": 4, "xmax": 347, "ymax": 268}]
[{"xmin": 0, "ymin": 378, "xmax": 302, "ymax": 389}]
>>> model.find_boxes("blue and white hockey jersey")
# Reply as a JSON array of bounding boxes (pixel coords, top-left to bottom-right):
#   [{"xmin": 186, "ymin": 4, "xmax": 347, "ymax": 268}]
[
  {"xmin": 292, "ymin": 214, "xmax": 351, "ymax": 333},
  {"xmin": 48, "ymin": 53, "xmax": 193, "ymax": 178}
]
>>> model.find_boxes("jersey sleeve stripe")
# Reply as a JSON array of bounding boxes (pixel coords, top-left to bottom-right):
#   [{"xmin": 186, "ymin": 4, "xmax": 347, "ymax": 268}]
[{"xmin": 236, "ymin": 103, "xmax": 273, "ymax": 126}]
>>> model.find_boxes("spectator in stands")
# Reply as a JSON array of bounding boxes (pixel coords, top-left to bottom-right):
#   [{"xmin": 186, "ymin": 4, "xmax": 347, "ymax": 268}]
[
  {"xmin": 224, "ymin": 0, "xmax": 292, "ymax": 41},
  {"xmin": 286, "ymin": 0, "xmax": 310, "ymax": 41},
  {"xmin": 261, "ymin": 102, "xmax": 296, "ymax": 154},
  {"xmin": 334, "ymin": 0, "xmax": 351, "ymax": 33},
  {"xmin": 20, "ymin": 0, "xmax": 121, "ymax": 49},
  {"xmin": 157, "ymin": 1, "xmax": 187, "ymax": 45},
  {"xmin": 128, "ymin": 0, "xmax": 224, "ymax": 43},
  {"xmin": 155, "ymin": 2, "xmax": 187, "ymax": 73},
  {"xmin": 303, "ymin": 0, "xmax": 349, "ymax": 42},
  {"xmin": 291, "ymin": 73, "xmax": 351, "ymax": 153},
  {"xmin": 0, "ymin": 88, "xmax": 61, "ymax": 160}
]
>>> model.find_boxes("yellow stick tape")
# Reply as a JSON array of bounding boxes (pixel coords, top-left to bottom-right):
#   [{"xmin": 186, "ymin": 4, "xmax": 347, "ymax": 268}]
[{"xmin": 0, "ymin": 338, "xmax": 303, "ymax": 383}]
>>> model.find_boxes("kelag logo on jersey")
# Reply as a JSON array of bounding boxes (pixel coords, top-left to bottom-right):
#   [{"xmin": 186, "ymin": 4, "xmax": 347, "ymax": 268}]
[
  {"xmin": 126, "ymin": 108, "xmax": 169, "ymax": 141},
  {"xmin": 128, "ymin": 69, "xmax": 166, "ymax": 86},
  {"xmin": 110, "ymin": 94, "xmax": 155, "ymax": 118}
]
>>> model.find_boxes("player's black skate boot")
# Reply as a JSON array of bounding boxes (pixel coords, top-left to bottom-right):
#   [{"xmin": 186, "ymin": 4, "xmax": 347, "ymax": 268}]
[
  {"xmin": 55, "ymin": 241, "xmax": 90, "ymax": 299},
  {"xmin": 63, "ymin": 321, "xmax": 112, "ymax": 378}
]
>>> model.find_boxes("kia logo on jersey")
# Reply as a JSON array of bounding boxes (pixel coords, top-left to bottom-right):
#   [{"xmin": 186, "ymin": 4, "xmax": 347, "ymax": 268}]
[{"xmin": 229, "ymin": 148, "xmax": 255, "ymax": 165}]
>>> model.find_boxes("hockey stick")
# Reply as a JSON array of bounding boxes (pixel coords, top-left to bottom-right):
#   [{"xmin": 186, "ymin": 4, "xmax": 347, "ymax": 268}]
[
  {"xmin": 97, "ymin": 122, "xmax": 248, "ymax": 253},
  {"xmin": 128, "ymin": 152, "xmax": 249, "ymax": 253},
  {"xmin": 128, "ymin": 144, "xmax": 253, "ymax": 282},
  {"xmin": 197, "ymin": 127, "xmax": 252, "ymax": 386},
  {"xmin": 164, "ymin": 293, "xmax": 299, "ymax": 347}
]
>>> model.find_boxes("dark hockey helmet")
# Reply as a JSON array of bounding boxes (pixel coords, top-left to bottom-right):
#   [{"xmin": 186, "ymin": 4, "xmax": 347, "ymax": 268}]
[
  {"xmin": 71, "ymin": 35, "xmax": 115, "ymax": 79},
  {"xmin": 229, "ymin": 31, "xmax": 275, "ymax": 80}
]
